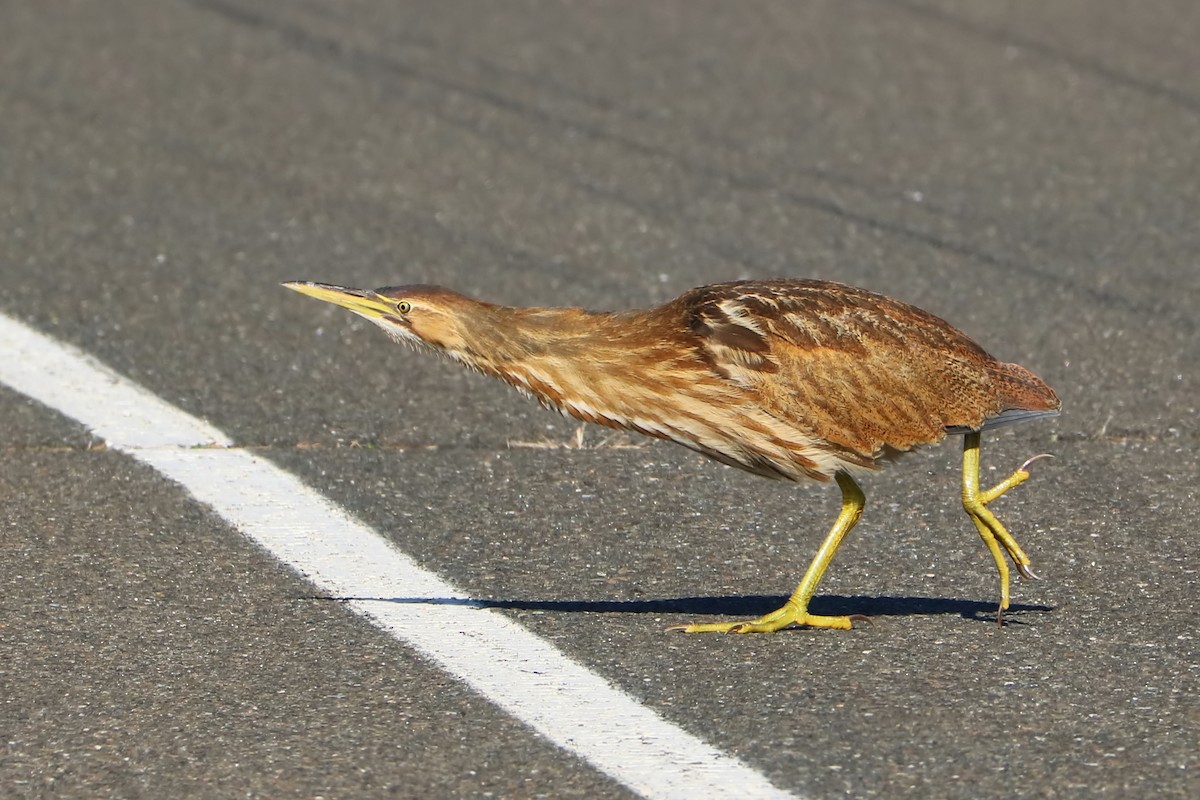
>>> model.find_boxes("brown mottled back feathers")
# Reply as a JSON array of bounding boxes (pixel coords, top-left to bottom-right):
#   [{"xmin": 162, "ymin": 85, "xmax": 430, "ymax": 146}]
[{"xmin": 666, "ymin": 280, "xmax": 1059, "ymax": 466}]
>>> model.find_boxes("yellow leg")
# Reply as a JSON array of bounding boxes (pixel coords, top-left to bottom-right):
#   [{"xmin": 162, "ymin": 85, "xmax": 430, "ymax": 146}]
[
  {"xmin": 672, "ymin": 472, "xmax": 866, "ymax": 634},
  {"xmin": 961, "ymin": 431, "xmax": 1049, "ymax": 624}
]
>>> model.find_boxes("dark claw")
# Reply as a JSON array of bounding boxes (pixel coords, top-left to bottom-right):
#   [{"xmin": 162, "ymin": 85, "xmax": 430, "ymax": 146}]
[
  {"xmin": 849, "ymin": 614, "xmax": 874, "ymax": 628},
  {"xmin": 1017, "ymin": 563, "xmax": 1040, "ymax": 581},
  {"xmin": 1020, "ymin": 453, "xmax": 1055, "ymax": 473}
]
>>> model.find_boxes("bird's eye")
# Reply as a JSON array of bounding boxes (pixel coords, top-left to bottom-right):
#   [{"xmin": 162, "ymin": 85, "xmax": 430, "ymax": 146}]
[{"xmin": 396, "ymin": 300, "xmax": 412, "ymax": 314}]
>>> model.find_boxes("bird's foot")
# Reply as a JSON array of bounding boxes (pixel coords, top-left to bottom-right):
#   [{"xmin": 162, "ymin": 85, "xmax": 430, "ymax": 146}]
[
  {"xmin": 668, "ymin": 603, "xmax": 868, "ymax": 634},
  {"xmin": 968, "ymin": 453, "xmax": 1052, "ymax": 582},
  {"xmin": 979, "ymin": 453, "xmax": 1054, "ymax": 506},
  {"xmin": 962, "ymin": 436, "xmax": 1054, "ymax": 624}
]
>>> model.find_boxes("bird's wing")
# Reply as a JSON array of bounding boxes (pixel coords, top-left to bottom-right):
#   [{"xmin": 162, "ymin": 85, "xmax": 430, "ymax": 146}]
[{"xmin": 684, "ymin": 280, "xmax": 1011, "ymax": 459}]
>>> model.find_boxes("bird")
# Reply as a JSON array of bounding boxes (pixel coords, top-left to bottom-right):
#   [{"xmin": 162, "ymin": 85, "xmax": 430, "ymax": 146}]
[{"xmin": 283, "ymin": 278, "xmax": 1060, "ymax": 633}]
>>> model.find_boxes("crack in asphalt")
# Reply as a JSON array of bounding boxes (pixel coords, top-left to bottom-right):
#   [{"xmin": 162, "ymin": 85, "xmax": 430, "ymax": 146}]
[{"xmin": 185, "ymin": 0, "xmax": 1198, "ymax": 334}]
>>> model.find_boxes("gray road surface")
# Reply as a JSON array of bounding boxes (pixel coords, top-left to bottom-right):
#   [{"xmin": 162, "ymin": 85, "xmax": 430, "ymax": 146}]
[{"xmin": 2, "ymin": 1, "xmax": 1197, "ymax": 798}]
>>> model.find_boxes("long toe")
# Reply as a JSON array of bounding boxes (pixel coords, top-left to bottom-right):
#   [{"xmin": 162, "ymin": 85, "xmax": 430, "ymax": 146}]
[{"xmin": 669, "ymin": 606, "xmax": 860, "ymax": 634}]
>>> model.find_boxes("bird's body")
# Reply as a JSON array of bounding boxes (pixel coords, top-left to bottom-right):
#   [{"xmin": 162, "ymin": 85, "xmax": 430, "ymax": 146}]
[{"xmin": 285, "ymin": 278, "xmax": 1059, "ymax": 633}]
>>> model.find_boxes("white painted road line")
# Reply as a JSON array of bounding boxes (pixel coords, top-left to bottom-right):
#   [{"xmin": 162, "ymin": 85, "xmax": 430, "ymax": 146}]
[{"xmin": 0, "ymin": 312, "xmax": 799, "ymax": 800}]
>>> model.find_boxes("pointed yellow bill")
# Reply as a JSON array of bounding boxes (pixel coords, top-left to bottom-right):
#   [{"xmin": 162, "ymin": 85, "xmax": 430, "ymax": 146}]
[{"xmin": 282, "ymin": 281, "xmax": 392, "ymax": 321}]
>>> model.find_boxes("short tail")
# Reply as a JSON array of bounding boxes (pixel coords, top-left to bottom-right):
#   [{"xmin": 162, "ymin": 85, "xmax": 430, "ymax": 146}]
[
  {"xmin": 947, "ymin": 361, "xmax": 1061, "ymax": 435},
  {"xmin": 991, "ymin": 361, "xmax": 1060, "ymax": 414}
]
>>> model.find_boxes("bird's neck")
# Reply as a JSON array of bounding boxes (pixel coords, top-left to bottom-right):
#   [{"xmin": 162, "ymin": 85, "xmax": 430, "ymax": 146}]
[
  {"xmin": 449, "ymin": 303, "xmax": 677, "ymax": 416},
  {"xmin": 451, "ymin": 305, "xmax": 620, "ymax": 372}
]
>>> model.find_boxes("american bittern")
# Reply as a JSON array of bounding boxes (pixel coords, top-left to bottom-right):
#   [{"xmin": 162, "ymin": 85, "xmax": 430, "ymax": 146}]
[{"xmin": 284, "ymin": 279, "xmax": 1059, "ymax": 633}]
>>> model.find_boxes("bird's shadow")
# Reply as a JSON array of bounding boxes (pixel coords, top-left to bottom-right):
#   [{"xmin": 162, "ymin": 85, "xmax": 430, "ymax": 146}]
[{"xmin": 316, "ymin": 593, "xmax": 1053, "ymax": 625}]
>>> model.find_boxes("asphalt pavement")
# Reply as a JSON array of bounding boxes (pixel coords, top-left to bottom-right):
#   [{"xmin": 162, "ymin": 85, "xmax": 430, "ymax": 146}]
[{"xmin": 2, "ymin": 1, "xmax": 1197, "ymax": 798}]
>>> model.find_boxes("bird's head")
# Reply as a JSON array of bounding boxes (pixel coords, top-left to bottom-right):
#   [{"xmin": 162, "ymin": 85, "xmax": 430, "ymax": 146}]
[{"xmin": 283, "ymin": 281, "xmax": 477, "ymax": 355}]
